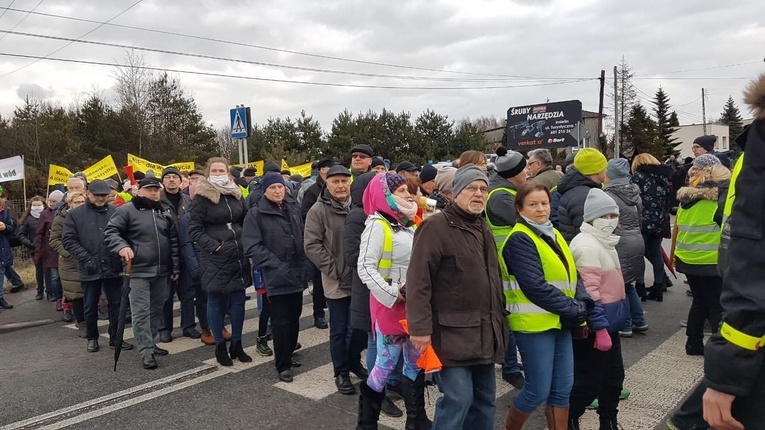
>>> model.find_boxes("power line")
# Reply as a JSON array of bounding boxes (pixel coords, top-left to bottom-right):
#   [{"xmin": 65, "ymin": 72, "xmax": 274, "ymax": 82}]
[
  {"xmin": 0, "ymin": 1, "xmax": 142, "ymax": 77},
  {"xmin": 638, "ymin": 61, "xmax": 760, "ymax": 76},
  {"xmin": 0, "ymin": 5, "xmax": 598, "ymax": 80},
  {"xmin": 0, "ymin": 29, "xmax": 597, "ymax": 83},
  {"xmin": 0, "ymin": 51, "xmax": 597, "ymax": 90},
  {"xmin": 0, "ymin": 0, "xmax": 15, "ymax": 21},
  {"xmin": 0, "ymin": 0, "xmax": 43, "ymax": 43}
]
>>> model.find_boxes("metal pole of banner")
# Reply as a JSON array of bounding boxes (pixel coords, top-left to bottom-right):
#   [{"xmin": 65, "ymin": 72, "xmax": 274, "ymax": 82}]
[
  {"xmin": 21, "ymin": 155, "xmax": 28, "ymax": 211},
  {"xmin": 238, "ymin": 138, "xmax": 244, "ymax": 167}
]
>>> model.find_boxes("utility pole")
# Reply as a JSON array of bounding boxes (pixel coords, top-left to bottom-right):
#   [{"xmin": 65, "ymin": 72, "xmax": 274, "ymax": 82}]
[
  {"xmin": 597, "ymin": 69, "xmax": 605, "ymax": 151},
  {"xmin": 613, "ymin": 66, "xmax": 620, "ymax": 158},
  {"xmin": 701, "ymin": 88, "xmax": 707, "ymax": 135}
]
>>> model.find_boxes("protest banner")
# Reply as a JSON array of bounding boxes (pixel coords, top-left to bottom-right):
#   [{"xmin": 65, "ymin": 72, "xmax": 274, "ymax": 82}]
[{"xmin": 83, "ymin": 155, "xmax": 119, "ymax": 181}]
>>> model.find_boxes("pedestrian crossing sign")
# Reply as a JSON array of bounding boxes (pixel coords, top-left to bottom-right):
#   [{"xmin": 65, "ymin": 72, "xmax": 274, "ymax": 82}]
[{"xmin": 230, "ymin": 106, "xmax": 251, "ymax": 139}]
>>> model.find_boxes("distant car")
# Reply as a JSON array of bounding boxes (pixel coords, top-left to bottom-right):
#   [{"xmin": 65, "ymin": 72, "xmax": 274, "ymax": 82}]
[{"xmin": 432, "ymin": 162, "xmax": 452, "ymax": 169}]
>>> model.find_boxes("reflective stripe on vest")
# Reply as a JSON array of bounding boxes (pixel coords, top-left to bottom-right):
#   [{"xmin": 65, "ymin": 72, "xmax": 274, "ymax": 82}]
[
  {"xmin": 375, "ymin": 218, "xmax": 393, "ymax": 280},
  {"xmin": 720, "ymin": 321, "xmax": 765, "ymax": 351},
  {"xmin": 721, "ymin": 153, "xmax": 744, "ymax": 226},
  {"xmin": 117, "ymin": 191, "xmax": 132, "ymax": 202},
  {"xmin": 675, "ymin": 199, "xmax": 721, "ymax": 265},
  {"xmin": 499, "ymin": 223, "xmax": 577, "ymax": 333},
  {"xmin": 485, "ymin": 187, "xmax": 517, "ymax": 251}
]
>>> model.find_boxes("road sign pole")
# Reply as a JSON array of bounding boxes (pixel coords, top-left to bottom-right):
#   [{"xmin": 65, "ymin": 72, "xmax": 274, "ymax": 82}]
[
  {"xmin": 242, "ymin": 138, "xmax": 249, "ymax": 166},
  {"xmin": 238, "ymin": 138, "xmax": 244, "ymax": 166}
]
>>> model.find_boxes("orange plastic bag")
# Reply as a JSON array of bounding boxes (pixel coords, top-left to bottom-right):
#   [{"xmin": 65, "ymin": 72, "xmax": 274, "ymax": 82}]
[{"xmin": 400, "ymin": 319, "xmax": 443, "ymax": 373}]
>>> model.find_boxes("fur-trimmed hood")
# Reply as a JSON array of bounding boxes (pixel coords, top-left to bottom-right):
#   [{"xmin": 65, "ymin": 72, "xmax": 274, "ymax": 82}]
[
  {"xmin": 677, "ymin": 183, "xmax": 719, "ymax": 208},
  {"xmin": 194, "ymin": 179, "xmax": 241, "ymax": 204},
  {"xmin": 744, "ymin": 73, "xmax": 765, "ymax": 120}
]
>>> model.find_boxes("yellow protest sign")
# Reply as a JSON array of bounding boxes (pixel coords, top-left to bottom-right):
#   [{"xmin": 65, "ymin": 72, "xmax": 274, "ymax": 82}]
[
  {"xmin": 48, "ymin": 164, "xmax": 73, "ymax": 185},
  {"xmin": 83, "ymin": 155, "xmax": 119, "ymax": 181},
  {"xmin": 247, "ymin": 160, "xmax": 265, "ymax": 175},
  {"xmin": 128, "ymin": 154, "xmax": 195, "ymax": 175},
  {"xmin": 167, "ymin": 162, "xmax": 195, "ymax": 173},
  {"xmin": 281, "ymin": 159, "xmax": 290, "ymax": 171},
  {"xmin": 289, "ymin": 162, "xmax": 313, "ymax": 179}
]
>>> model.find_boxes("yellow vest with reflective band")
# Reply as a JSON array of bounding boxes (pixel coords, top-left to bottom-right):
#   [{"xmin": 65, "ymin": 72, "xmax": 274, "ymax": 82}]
[
  {"xmin": 722, "ymin": 153, "xmax": 744, "ymax": 226},
  {"xmin": 375, "ymin": 218, "xmax": 393, "ymax": 280},
  {"xmin": 485, "ymin": 187, "xmax": 517, "ymax": 251},
  {"xmin": 500, "ymin": 223, "xmax": 578, "ymax": 333},
  {"xmin": 238, "ymin": 184, "xmax": 249, "ymax": 198},
  {"xmin": 675, "ymin": 199, "xmax": 720, "ymax": 266},
  {"xmin": 720, "ymin": 321, "xmax": 765, "ymax": 351}
]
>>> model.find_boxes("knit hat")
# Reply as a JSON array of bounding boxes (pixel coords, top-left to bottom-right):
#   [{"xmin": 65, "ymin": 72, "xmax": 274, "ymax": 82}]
[
  {"xmin": 606, "ymin": 158, "xmax": 631, "ymax": 180},
  {"xmin": 583, "ymin": 188, "xmax": 619, "ymax": 222},
  {"xmin": 162, "ymin": 166, "xmax": 183, "ymax": 180},
  {"xmin": 694, "ymin": 135, "xmax": 717, "ymax": 152},
  {"xmin": 419, "ymin": 165, "xmax": 438, "ymax": 184},
  {"xmin": 229, "ymin": 167, "xmax": 242, "ymax": 178},
  {"xmin": 574, "ymin": 148, "xmax": 608, "ymax": 176},
  {"xmin": 48, "ymin": 190, "xmax": 64, "ymax": 202},
  {"xmin": 263, "ymin": 162, "xmax": 281, "ymax": 173},
  {"xmin": 453, "ymin": 164, "xmax": 489, "ymax": 198},
  {"xmin": 693, "ymin": 153, "xmax": 722, "ymax": 168},
  {"xmin": 242, "ymin": 167, "xmax": 257, "ymax": 177},
  {"xmin": 260, "ymin": 171, "xmax": 284, "ymax": 191},
  {"xmin": 434, "ymin": 166, "xmax": 457, "ymax": 195},
  {"xmin": 371, "ymin": 157, "xmax": 386, "ymax": 169},
  {"xmin": 385, "ymin": 172, "xmax": 407, "ymax": 194},
  {"xmin": 494, "ymin": 147, "xmax": 527, "ymax": 179}
]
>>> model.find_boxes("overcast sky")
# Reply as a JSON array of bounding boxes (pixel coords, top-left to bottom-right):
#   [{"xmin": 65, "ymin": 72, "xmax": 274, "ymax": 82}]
[{"xmin": 0, "ymin": 0, "xmax": 763, "ymax": 132}]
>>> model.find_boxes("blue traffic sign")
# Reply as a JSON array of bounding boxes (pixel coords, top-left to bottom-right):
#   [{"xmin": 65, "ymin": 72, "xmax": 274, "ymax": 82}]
[{"xmin": 230, "ymin": 106, "xmax": 250, "ymax": 139}]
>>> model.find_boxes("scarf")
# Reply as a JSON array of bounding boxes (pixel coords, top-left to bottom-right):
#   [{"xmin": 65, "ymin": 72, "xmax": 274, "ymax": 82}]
[
  {"xmin": 521, "ymin": 215, "xmax": 556, "ymax": 240},
  {"xmin": 209, "ymin": 178, "xmax": 242, "ymax": 199},
  {"xmin": 363, "ymin": 173, "xmax": 415, "ymax": 226}
]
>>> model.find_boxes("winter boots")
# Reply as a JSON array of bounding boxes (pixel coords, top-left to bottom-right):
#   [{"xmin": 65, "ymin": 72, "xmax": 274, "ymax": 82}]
[
  {"xmin": 229, "ymin": 340, "xmax": 253, "ymax": 363},
  {"xmin": 401, "ymin": 372, "xmax": 431, "ymax": 430},
  {"xmin": 256, "ymin": 335, "xmax": 273, "ymax": 356},
  {"xmin": 504, "ymin": 403, "xmax": 530, "ymax": 430},
  {"xmin": 545, "ymin": 405, "xmax": 569, "ymax": 430},
  {"xmin": 645, "ymin": 283, "xmax": 664, "ymax": 302},
  {"xmin": 356, "ymin": 381, "xmax": 385, "ymax": 430},
  {"xmin": 215, "ymin": 342, "xmax": 233, "ymax": 366}
]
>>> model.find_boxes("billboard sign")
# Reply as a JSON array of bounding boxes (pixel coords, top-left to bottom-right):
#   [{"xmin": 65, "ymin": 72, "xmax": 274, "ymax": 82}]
[{"xmin": 505, "ymin": 100, "xmax": 583, "ymax": 150}]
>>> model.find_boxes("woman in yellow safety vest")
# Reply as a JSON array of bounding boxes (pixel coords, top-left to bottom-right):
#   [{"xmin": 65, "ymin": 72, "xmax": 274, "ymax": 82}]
[
  {"xmin": 356, "ymin": 172, "xmax": 427, "ymax": 429},
  {"xmin": 502, "ymin": 182, "xmax": 598, "ymax": 430},
  {"xmin": 670, "ymin": 154, "xmax": 731, "ymax": 356}
]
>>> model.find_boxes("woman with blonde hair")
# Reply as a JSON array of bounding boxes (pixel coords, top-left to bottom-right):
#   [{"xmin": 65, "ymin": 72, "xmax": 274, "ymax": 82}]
[
  {"xmin": 670, "ymin": 154, "xmax": 730, "ymax": 355},
  {"xmin": 459, "ymin": 150, "xmax": 488, "ymax": 171},
  {"xmin": 630, "ymin": 153, "xmax": 673, "ymax": 301}
]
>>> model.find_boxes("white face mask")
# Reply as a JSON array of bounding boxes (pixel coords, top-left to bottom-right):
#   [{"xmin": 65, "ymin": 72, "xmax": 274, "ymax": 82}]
[
  {"xmin": 592, "ymin": 217, "xmax": 619, "ymax": 234},
  {"xmin": 30, "ymin": 207, "xmax": 44, "ymax": 218},
  {"xmin": 208, "ymin": 175, "xmax": 230, "ymax": 186}
]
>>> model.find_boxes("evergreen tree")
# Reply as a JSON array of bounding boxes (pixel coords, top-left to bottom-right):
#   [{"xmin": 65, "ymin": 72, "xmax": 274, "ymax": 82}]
[
  {"xmin": 719, "ymin": 96, "xmax": 744, "ymax": 152},
  {"xmin": 653, "ymin": 87, "xmax": 680, "ymax": 158},
  {"xmin": 622, "ymin": 104, "xmax": 657, "ymax": 157}
]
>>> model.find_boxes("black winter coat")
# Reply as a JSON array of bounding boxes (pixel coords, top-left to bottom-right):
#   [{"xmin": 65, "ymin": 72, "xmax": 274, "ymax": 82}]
[
  {"xmin": 179, "ymin": 210, "xmax": 202, "ymax": 284},
  {"xmin": 242, "ymin": 196, "xmax": 307, "ymax": 297},
  {"xmin": 17, "ymin": 214, "xmax": 39, "ymax": 251},
  {"xmin": 62, "ymin": 202, "xmax": 123, "ymax": 281},
  {"xmin": 187, "ymin": 180, "xmax": 251, "ymax": 293},
  {"xmin": 631, "ymin": 164, "xmax": 672, "ymax": 236},
  {"xmin": 103, "ymin": 197, "xmax": 180, "ymax": 279},
  {"xmin": 704, "ymin": 117, "xmax": 765, "ymax": 410},
  {"xmin": 555, "ymin": 169, "xmax": 602, "ymax": 242},
  {"xmin": 345, "ymin": 172, "xmax": 377, "ymax": 332}
]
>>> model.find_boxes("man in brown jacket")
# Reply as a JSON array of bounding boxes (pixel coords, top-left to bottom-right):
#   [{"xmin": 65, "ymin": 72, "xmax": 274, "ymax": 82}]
[
  {"xmin": 407, "ymin": 164, "xmax": 508, "ymax": 430},
  {"xmin": 304, "ymin": 165, "xmax": 368, "ymax": 396}
]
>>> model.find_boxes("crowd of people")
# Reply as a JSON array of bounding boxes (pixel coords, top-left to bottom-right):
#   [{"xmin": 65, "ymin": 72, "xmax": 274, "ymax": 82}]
[{"xmin": 1, "ymin": 76, "xmax": 763, "ymax": 429}]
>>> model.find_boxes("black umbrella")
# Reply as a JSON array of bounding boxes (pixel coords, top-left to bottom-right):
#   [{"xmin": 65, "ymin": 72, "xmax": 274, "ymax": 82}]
[{"xmin": 113, "ymin": 259, "xmax": 132, "ymax": 371}]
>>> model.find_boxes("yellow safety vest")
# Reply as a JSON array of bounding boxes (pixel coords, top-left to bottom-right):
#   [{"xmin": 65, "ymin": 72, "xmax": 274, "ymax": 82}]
[
  {"xmin": 722, "ymin": 153, "xmax": 744, "ymax": 226},
  {"xmin": 117, "ymin": 191, "xmax": 133, "ymax": 203},
  {"xmin": 238, "ymin": 184, "xmax": 249, "ymax": 198},
  {"xmin": 485, "ymin": 187, "xmax": 517, "ymax": 251},
  {"xmin": 675, "ymin": 200, "xmax": 720, "ymax": 266},
  {"xmin": 376, "ymin": 218, "xmax": 393, "ymax": 280},
  {"xmin": 500, "ymin": 223, "xmax": 577, "ymax": 333}
]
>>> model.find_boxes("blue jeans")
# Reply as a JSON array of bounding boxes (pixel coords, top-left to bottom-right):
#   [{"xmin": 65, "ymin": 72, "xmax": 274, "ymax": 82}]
[
  {"xmin": 624, "ymin": 284, "xmax": 647, "ymax": 329},
  {"xmin": 0, "ymin": 264, "xmax": 23, "ymax": 297},
  {"xmin": 45, "ymin": 268, "xmax": 62, "ymax": 300},
  {"xmin": 160, "ymin": 277, "xmax": 196, "ymax": 333},
  {"xmin": 367, "ymin": 331, "xmax": 405, "ymax": 390},
  {"xmin": 326, "ymin": 297, "xmax": 367, "ymax": 376},
  {"xmin": 643, "ymin": 233, "xmax": 667, "ymax": 285},
  {"xmin": 513, "ymin": 329, "xmax": 574, "ymax": 413},
  {"xmin": 82, "ymin": 278, "xmax": 122, "ymax": 341},
  {"xmin": 207, "ymin": 290, "xmax": 246, "ymax": 344},
  {"xmin": 432, "ymin": 364, "xmax": 496, "ymax": 430},
  {"xmin": 502, "ymin": 331, "xmax": 521, "ymax": 375}
]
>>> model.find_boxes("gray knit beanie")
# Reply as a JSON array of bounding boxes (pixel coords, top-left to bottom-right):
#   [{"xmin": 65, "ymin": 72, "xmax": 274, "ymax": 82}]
[
  {"xmin": 494, "ymin": 147, "xmax": 527, "ymax": 179},
  {"xmin": 693, "ymin": 153, "xmax": 722, "ymax": 168},
  {"xmin": 583, "ymin": 188, "xmax": 619, "ymax": 222},
  {"xmin": 453, "ymin": 164, "xmax": 488, "ymax": 198},
  {"xmin": 606, "ymin": 158, "xmax": 631, "ymax": 180}
]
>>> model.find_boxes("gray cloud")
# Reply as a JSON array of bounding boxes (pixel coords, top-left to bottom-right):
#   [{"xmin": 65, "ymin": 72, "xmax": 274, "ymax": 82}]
[
  {"xmin": 0, "ymin": 0, "xmax": 762, "ymax": 130},
  {"xmin": 15, "ymin": 83, "xmax": 55, "ymax": 100}
]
